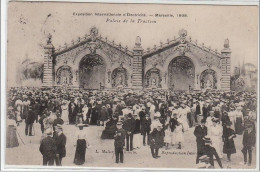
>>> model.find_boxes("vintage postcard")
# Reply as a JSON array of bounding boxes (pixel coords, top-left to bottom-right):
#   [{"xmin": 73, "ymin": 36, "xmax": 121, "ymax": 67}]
[{"xmin": 3, "ymin": 1, "xmax": 259, "ymax": 170}]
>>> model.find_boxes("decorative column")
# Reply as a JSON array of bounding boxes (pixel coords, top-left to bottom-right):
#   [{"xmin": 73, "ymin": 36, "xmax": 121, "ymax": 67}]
[
  {"xmin": 220, "ymin": 39, "xmax": 231, "ymax": 91},
  {"xmin": 132, "ymin": 36, "xmax": 143, "ymax": 89},
  {"xmin": 43, "ymin": 33, "xmax": 55, "ymax": 87}
]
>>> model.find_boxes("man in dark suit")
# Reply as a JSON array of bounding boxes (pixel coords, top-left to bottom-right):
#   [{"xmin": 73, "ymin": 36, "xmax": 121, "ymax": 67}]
[
  {"xmin": 25, "ymin": 106, "xmax": 35, "ymax": 136},
  {"xmin": 53, "ymin": 110, "xmax": 64, "ymax": 128},
  {"xmin": 53, "ymin": 124, "xmax": 66, "ymax": 166},
  {"xmin": 195, "ymin": 101, "xmax": 201, "ymax": 123},
  {"xmin": 114, "ymin": 122, "xmax": 126, "ymax": 163},
  {"xmin": 39, "ymin": 128, "xmax": 57, "ymax": 166},
  {"xmin": 194, "ymin": 119, "xmax": 207, "ymax": 164},
  {"xmin": 149, "ymin": 125, "xmax": 164, "ymax": 158},
  {"xmin": 122, "ymin": 113, "xmax": 136, "ymax": 151},
  {"xmin": 68, "ymin": 98, "xmax": 75, "ymax": 124},
  {"xmin": 141, "ymin": 114, "xmax": 151, "ymax": 146}
]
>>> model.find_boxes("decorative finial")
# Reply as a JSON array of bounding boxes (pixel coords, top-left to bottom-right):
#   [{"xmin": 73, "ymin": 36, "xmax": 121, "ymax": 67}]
[
  {"xmin": 71, "ymin": 39, "xmax": 74, "ymax": 45},
  {"xmin": 135, "ymin": 36, "xmax": 141, "ymax": 47},
  {"xmin": 119, "ymin": 43, "xmax": 121, "ymax": 49},
  {"xmin": 47, "ymin": 33, "xmax": 52, "ymax": 44},
  {"xmin": 112, "ymin": 40, "xmax": 114, "ymax": 45},
  {"xmin": 178, "ymin": 29, "xmax": 187, "ymax": 38},
  {"xmin": 224, "ymin": 38, "xmax": 229, "ymax": 48},
  {"xmin": 77, "ymin": 37, "xmax": 81, "ymax": 43},
  {"xmin": 125, "ymin": 46, "xmax": 128, "ymax": 52},
  {"xmin": 90, "ymin": 26, "xmax": 98, "ymax": 37}
]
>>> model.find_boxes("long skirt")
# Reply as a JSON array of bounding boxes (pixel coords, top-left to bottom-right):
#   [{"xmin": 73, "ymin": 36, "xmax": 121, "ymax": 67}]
[
  {"xmin": 74, "ymin": 139, "xmax": 86, "ymax": 165},
  {"xmin": 6, "ymin": 125, "xmax": 19, "ymax": 148},
  {"xmin": 133, "ymin": 133, "xmax": 142, "ymax": 149},
  {"xmin": 235, "ymin": 117, "xmax": 243, "ymax": 135}
]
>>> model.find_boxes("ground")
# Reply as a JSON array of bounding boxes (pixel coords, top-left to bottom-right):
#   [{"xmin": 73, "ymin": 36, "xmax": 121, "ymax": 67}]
[{"xmin": 5, "ymin": 122, "xmax": 256, "ymax": 170}]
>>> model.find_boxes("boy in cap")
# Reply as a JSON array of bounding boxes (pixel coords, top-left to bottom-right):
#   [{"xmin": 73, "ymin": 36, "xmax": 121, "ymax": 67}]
[{"xmin": 114, "ymin": 122, "xmax": 126, "ymax": 163}]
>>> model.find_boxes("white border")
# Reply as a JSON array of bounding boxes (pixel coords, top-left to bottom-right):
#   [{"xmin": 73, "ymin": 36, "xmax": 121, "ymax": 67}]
[{"xmin": 1, "ymin": 0, "xmax": 259, "ymax": 172}]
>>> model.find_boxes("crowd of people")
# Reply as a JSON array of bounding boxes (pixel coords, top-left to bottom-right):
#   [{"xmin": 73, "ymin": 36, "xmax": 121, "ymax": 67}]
[{"xmin": 6, "ymin": 87, "xmax": 257, "ymax": 168}]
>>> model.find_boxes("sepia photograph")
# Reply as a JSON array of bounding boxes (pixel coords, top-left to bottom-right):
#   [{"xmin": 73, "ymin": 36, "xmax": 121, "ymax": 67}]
[{"xmin": 3, "ymin": 1, "xmax": 259, "ymax": 170}]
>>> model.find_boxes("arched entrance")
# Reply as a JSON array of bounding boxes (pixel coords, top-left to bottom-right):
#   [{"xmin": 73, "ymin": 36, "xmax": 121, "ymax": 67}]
[
  {"xmin": 168, "ymin": 56, "xmax": 195, "ymax": 90},
  {"xmin": 200, "ymin": 69, "xmax": 217, "ymax": 89},
  {"xmin": 56, "ymin": 65, "xmax": 73, "ymax": 85},
  {"xmin": 145, "ymin": 68, "xmax": 161, "ymax": 88},
  {"xmin": 111, "ymin": 67, "xmax": 128, "ymax": 88},
  {"xmin": 79, "ymin": 54, "xmax": 106, "ymax": 89}
]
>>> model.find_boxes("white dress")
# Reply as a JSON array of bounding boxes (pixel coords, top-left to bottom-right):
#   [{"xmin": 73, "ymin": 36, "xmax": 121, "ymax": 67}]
[
  {"xmin": 61, "ymin": 103, "xmax": 69, "ymax": 124},
  {"xmin": 228, "ymin": 111, "xmax": 236, "ymax": 130},
  {"xmin": 82, "ymin": 106, "xmax": 89, "ymax": 121},
  {"xmin": 174, "ymin": 125, "xmax": 184, "ymax": 143},
  {"xmin": 208, "ymin": 124, "xmax": 223, "ymax": 158}
]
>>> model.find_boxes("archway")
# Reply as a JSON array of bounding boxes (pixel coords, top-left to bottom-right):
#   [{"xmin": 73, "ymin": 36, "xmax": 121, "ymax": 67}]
[
  {"xmin": 56, "ymin": 65, "xmax": 73, "ymax": 85},
  {"xmin": 111, "ymin": 67, "xmax": 128, "ymax": 88},
  {"xmin": 168, "ymin": 56, "xmax": 195, "ymax": 90},
  {"xmin": 79, "ymin": 54, "xmax": 106, "ymax": 89},
  {"xmin": 200, "ymin": 69, "xmax": 217, "ymax": 89},
  {"xmin": 145, "ymin": 68, "xmax": 162, "ymax": 88}
]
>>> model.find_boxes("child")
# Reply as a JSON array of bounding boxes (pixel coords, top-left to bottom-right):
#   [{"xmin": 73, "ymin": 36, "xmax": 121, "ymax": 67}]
[{"xmin": 223, "ymin": 121, "xmax": 236, "ymax": 162}]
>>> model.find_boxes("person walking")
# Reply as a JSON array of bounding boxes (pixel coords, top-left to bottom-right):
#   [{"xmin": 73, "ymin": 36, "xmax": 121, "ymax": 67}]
[
  {"xmin": 114, "ymin": 122, "xmax": 126, "ymax": 163},
  {"xmin": 194, "ymin": 119, "xmax": 207, "ymax": 164},
  {"xmin": 74, "ymin": 124, "xmax": 89, "ymax": 165},
  {"xmin": 39, "ymin": 128, "xmax": 57, "ymax": 166},
  {"xmin": 122, "ymin": 113, "xmax": 136, "ymax": 151},
  {"xmin": 141, "ymin": 114, "xmax": 151, "ymax": 146},
  {"xmin": 223, "ymin": 121, "xmax": 236, "ymax": 162},
  {"xmin": 53, "ymin": 124, "xmax": 66, "ymax": 166}
]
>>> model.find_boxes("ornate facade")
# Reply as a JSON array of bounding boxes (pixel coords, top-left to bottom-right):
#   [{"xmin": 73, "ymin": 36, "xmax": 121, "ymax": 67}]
[{"xmin": 43, "ymin": 27, "xmax": 231, "ymax": 91}]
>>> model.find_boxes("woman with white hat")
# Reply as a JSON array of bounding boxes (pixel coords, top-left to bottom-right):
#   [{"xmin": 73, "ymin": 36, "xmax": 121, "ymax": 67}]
[
  {"xmin": 74, "ymin": 124, "xmax": 90, "ymax": 165},
  {"xmin": 61, "ymin": 100, "xmax": 69, "ymax": 125}
]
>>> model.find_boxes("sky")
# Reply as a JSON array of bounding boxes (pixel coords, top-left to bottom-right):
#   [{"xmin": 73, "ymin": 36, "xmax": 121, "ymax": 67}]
[{"xmin": 7, "ymin": 2, "xmax": 258, "ymax": 86}]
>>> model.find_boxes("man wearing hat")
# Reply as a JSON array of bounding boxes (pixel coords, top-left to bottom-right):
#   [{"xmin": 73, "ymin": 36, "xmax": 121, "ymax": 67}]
[
  {"xmin": 25, "ymin": 106, "xmax": 35, "ymax": 136},
  {"xmin": 39, "ymin": 128, "xmax": 57, "ymax": 166},
  {"xmin": 53, "ymin": 124, "xmax": 66, "ymax": 166},
  {"xmin": 194, "ymin": 119, "xmax": 208, "ymax": 164},
  {"xmin": 122, "ymin": 113, "xmax": 136, "ymax": 151},
  {"xmin": 141, "ymin": 114, "xmax": 151, "ymax": 146},
  {"xmin": 114, "ymin": 122, "xmax": 126, "ymax": 163},
  {"xmin": 241, "ymin": 122, "xmax": 256, "ymax": 166}
]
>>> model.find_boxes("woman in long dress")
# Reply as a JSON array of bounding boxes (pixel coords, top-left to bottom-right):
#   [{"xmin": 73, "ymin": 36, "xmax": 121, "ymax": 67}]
[
  {"xmin": 208, "ymin": 119, "xmax": 223, "ymax": 158},
  {"xmin": 223, "ymin": 121, "xmax": 236, "ymax": 162},
  {"xmin": 228, "ymin": 108, "xmax": 236, "ymax": 131},
  {"xmin": 6, "ymin": 107, "xmax": 19, "ymax": 148},
  {"xmin": 74, "ymin": 124, "xmax": 89, "ymax": 165},
  {"xmin": 235, "ymin": 107, "xmax": 244, "ymax": 135},
  {"xmin": 133, "ymin": 114, "xmax": 141, "ymax": 149},
  {"xmin": 61, "ymin": 101, "xmax": 69, "ymax": 125}
]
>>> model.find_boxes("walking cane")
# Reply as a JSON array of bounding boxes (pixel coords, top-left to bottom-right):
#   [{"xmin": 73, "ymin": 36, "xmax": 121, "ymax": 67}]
[{"xmin": 16, "ymin": 130, "xmax": 25, "ymax": 145}]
